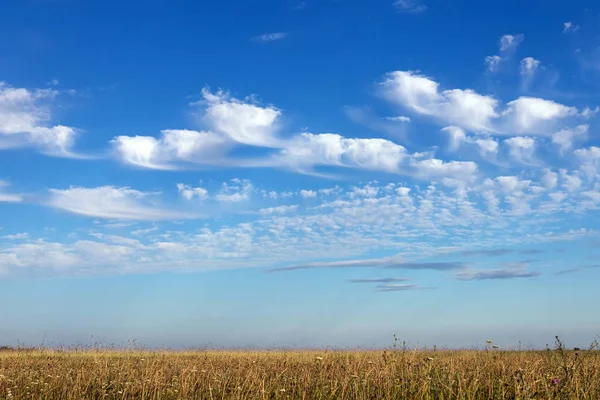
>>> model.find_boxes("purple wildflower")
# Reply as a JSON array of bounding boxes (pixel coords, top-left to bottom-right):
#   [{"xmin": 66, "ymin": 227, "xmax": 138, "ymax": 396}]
[{"xmin": 552, "ymin": 378, "xmax": 559, "ymax": 386}]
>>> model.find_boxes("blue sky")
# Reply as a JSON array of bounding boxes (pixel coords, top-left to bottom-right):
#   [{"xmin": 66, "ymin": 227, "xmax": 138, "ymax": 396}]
[{"xmin": 1, "ymin": 0, "xmax": 600, "ymax": 349}]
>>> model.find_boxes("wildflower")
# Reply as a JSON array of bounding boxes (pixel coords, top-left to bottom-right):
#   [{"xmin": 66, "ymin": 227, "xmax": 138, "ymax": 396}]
[
  {"xmin": 552, "ymin": 378, "xmax": 559, "ymax": 386},
  {"xmin": 492, "ymin": 345, "xmax": 499, "ymax": 349},
  {"xmin": 486, "ymin": 340, "xmax": 493, "ymax": 344}
]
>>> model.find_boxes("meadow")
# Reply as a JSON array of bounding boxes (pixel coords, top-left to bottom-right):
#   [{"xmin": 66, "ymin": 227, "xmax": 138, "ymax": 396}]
[{"xmin": 1, "ymin": 337, "xmax": 599, "ymax": 399}]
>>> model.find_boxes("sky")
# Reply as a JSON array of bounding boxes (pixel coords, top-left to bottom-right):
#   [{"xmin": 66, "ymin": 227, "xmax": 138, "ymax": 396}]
[{"xmin": 1, "ymin": 0, "xmax": 600, "ymax": 349}]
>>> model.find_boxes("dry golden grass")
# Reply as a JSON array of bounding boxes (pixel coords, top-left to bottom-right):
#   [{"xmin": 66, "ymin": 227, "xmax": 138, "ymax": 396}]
[{"xmin": 1, "ymin": 339, "xmax": 599, "ymax": 399}]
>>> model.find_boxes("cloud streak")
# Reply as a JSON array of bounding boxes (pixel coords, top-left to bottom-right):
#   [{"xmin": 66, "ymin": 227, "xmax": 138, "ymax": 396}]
[
  {"xmin": 268, "ymin": 258, "xmax": 468, "ymax": 272},
  {"xmin": 376, "ymin": 283, "xmax": 436, "ymax": 292},
  {"xmin": 47, "ymin": 186, "xmax": 199, "ymax": 221},
  {"xmin": 347, "ymin": 277, "xmax": 411, "ymax": 283}
]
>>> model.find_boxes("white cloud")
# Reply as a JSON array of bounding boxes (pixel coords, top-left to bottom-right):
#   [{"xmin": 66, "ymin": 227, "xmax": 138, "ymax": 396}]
[
  {"xmin": 257, "ymin": 205, "xmax": 299, "ymax": 216},
  {"xmin": 499, "ymin": 34, "xmax": 524, "ymax": 52},
  {"xmin": 484, "ymin": 35, "xmax": 524, "ymax": 74},
  {"xmin": 2, "ymin": 233, "xmax": 29, "ymax": 240},
  {"xmin": 47, "ymin": 186, "xmax": 197, "ymax": 220},
  {"xmin": 442, "ymin": 126, "xmax": 466, "ymax": 151},
  {"xmin": 474, "ymin": 138, "xmax": 498, "ymax": 157},
  {"xmin": 300, "ymin": 189, "xmax": 317, "ymax": 198},
  {"xmin": 559, "ymin": 169, "xmax": 582, "ymax": 193},
  {"xmin": 409, "ymin": 158, "xmax": 478, "ymax": 181},
  {"xmin": 177, "ymin": 183, "xmax": 209, "ymax": 200},
  {"xmin": 393, "ymin": 0, "xmax": 426, "ymax": 13},
  {"xmin": 350, "ymin": 184, "xmax": 380, "ymax": 198},
  {"xmin": 0, "ymin": 82, "xmax": 80, "ymax": 157},
  {"xmin": 552, "ymin": 125, "xmax": 588, "ymax": 153},
  {"xmin": 380, "ymin": 70, "xmax": 581, "ymax": 136},
  {"xmin": 520, "ymin": 57, "xmax": 540, "ymax": 77},
  {"xmin": 485, "ymin": 55, "xmax": 502, "ymax": 72},
  {"xmin": 495, "ymin": 175, "xmax": 532, "ymax": 194},
  {"xmin": 501, "ymin": 97, "xmax": 578, "ymax": 134},
  {"xmin": 379, "ymin": 71, "xmax": 499, "ymax": 132},
  {"xmin": 199, "ymin": 89, "xmax": 282, "ymax": 148},
  {"xmin": 563, "ymin": 22, "xmax": 580, "ymax": 33},
  {"xmin": 215, "ymin": 179, "xmax": 252, "ymax": 203},
  {"xmin": 2, "ymin": 176, "xmax": 599, "ymax": 277},
  {"xmin": 504, "ymin": 136, "xmax": 536, "ymax": 164},
  {"xmin": 540, "ymin": 169, "xmax": 558, "ymax": 189},
  {"xmin": 384, "ymin": 116, "xmax": 411, "ymax": 122},
  {"xmin": 273, "ymin": 133, "xmax": 408, "ymax": 174},
  {"xmin": 0, "ymin": 180, "xmax": 23, "ymax": 202},
  {"xmin": 112, "ymin": 129, "xmax": 229, "ymax": 170},
  {"xmin": 581, "ymin": 107, "xmax": 599, "ymax": 119},
  {"xmin": 251, "ymin": 32, "xmax": 288, "ymax": 42}
]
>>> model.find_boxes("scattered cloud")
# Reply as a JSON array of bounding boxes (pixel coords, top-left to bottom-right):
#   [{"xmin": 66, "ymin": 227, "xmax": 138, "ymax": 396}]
[
  {"xmin": 379, "ymin": 70, "xmax": 585, "ymax": 136},
  {"xmin": 300, "ymin": 189, "xmax": 317, "ymax": 199},
  {"xmin": 499, "ymin": 34, "xmax": 524, "ymax": 52},
  {"xmin": 177, "ymin": 183, "xmax": 209, "ymax": 200},
  {"xmin": 485, "ymin": 55, "xmax": 502, "ymax": 72},
  {"xmin": 251, "ymin": 32, "xmax": 288, "ymax": 42},
  {"xmin": 563, "ymin": 22, "xmax": 580, "ymax": 33},
  {"xmin": 0, "ymin": 180, "xmax": 23, "ymax": 202},
  {"xmin": 520, "ymin": 57, "xmax": 540, "ymax": 77},
  {"xmin": 552, "ymin": 125, "xmax": 588, "ymax": 153},
  {"xmin": 0, "ymin": 82, "xmax": 81, "ymax": 157},
  {"xmin": 393, "ymin": 0, "xmax": 427, "ymax": 13},
  {"xmin": 257, "ymin": 205, "xmax": 299, "ymax": 216},
  {"xmin": 504, "ymin": 136, "xmax": 536, "ymax": 164},
  {"xmin": 485, "ymin": 34, "xmax": 524, "ymax": 74},
  {"xmin": 215, "ymin": 179, "xmax": 253, "ymax": 203},
  {"xmin": 1, "ymin": 233, "xmax": 29, "ymax": 240}
]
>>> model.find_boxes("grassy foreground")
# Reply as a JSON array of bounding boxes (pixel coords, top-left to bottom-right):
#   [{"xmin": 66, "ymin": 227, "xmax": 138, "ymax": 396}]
[{"xmin": 1, "ymin": 340, "xmax": 599, "ymax": 399}]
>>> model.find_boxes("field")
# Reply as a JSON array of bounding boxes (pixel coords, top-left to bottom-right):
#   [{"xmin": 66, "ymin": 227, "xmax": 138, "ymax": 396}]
[{"xmin": 1, "ymin": 338, "xmax": 599, "ymax": 399}]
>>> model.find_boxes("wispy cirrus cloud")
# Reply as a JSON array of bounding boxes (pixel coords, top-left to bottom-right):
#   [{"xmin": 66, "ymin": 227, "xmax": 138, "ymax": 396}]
[
  {"xmin": 347, "ymin": 277, "xmax": 410, "ymax": 283},
  {"xmin": 47, "ymin": 186, "xmax": 199, "ymax": 221},
  {"xmin": 0, "ymin": 180, "xmax": 23, "ymax": 202},
  {"xmin": 376, "ymin": 283, "xmax": 436, "ymax": 292},
  {"xmin": 251, "ymin": 32, "xmax": 288, "ymax": 42},
  {"xmin": 393, "ymin": 0, "xmax": 426, "ymax": 13},
  {"xmin": 268, "ymin": 258, "xmax": 468, "ymax": 272},
  {"xmin": 461, "ymin": 248, "xmax": 544, "ymax": 257},
  {"xmin": 455, "ymin": 266, "xmax": 541, "ymax": 281}
]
